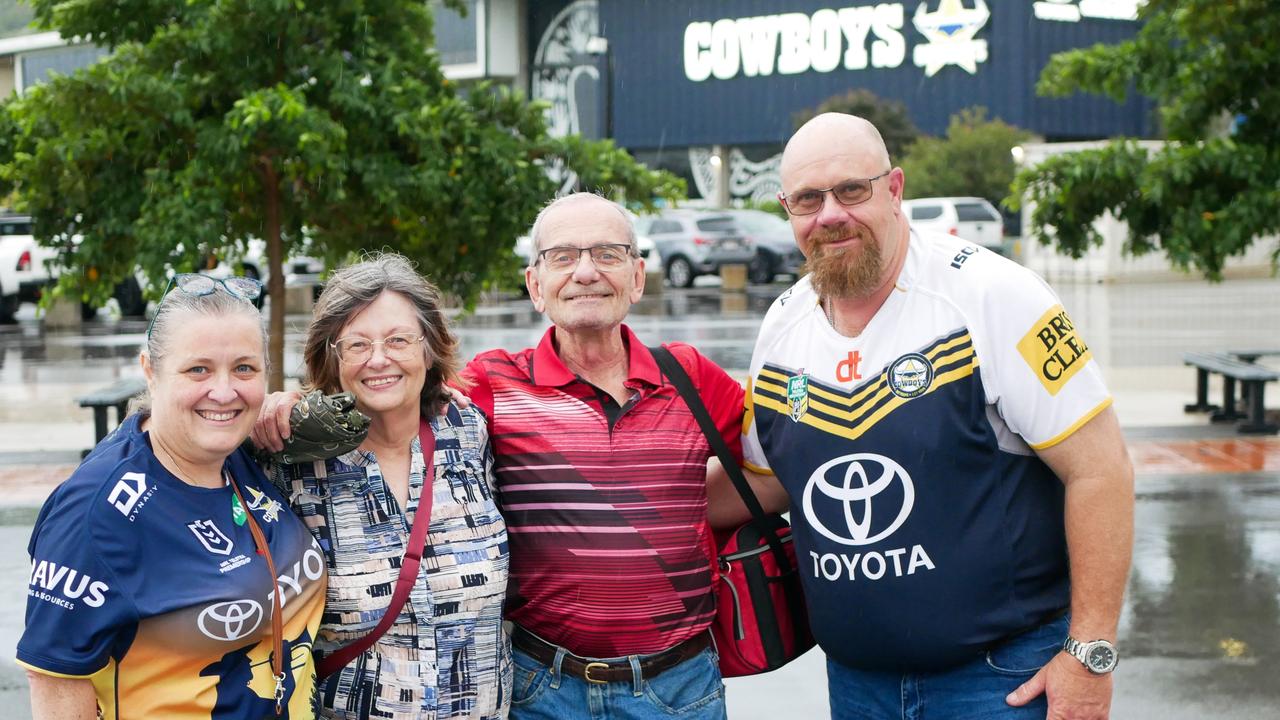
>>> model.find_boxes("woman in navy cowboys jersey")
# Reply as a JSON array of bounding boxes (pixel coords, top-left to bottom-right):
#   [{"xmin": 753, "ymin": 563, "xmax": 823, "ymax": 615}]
[
  {"xmin": 258, "ymin": 253, "xmax": 510, "ymax": 720},
  {"xmin": 20, "ymin": 275, "xmax": 327, "ymax": 719}
]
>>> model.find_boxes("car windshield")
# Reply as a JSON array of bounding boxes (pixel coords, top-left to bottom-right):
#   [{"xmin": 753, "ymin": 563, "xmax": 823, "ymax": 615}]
[{"xmin": 729, "ymin": 211, "xmax": 789, "ymax": 233}]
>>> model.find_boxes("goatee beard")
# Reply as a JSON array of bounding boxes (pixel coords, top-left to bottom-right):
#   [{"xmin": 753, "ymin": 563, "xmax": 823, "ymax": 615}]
[{"xmin": 803, "ymin": 227, "xmax": 884, "ymax": 300}]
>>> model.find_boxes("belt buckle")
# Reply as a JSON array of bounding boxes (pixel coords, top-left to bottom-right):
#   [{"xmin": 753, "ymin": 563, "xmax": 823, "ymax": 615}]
[{"xmin": 583, "ymin": 661, "xmax": 610, "ymax": 684}]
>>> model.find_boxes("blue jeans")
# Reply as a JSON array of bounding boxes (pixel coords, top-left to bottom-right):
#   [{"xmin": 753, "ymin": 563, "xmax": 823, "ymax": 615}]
[
  {"xmin": 509, "ymin": 638, "xmax": 727, "ymax": 720},
  {"xmin": 827, "ymin": 614, "xmax": 1069, "ymax": 720}
]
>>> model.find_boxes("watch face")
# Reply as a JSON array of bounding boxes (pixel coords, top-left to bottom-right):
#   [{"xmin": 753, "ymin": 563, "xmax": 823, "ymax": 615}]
[{"xmin": 1086, "ymin": 643, "xmax": 1117, "ymax": 673}]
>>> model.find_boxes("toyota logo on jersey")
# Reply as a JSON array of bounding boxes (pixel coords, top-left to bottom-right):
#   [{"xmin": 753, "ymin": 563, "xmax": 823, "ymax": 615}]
[
  {"xmin": 197, "ymin": 600, "xmax": 264, "ymax": 642},
  {"xmin": 802, "ymin": 453, "xmax": 914, "ymax": 546}
]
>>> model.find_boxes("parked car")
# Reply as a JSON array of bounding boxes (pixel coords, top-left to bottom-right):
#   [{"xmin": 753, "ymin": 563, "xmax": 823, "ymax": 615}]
[
  {"xmin": 231, "ymin": 238, "xmax": 326, "ymax": 294},
  {"xmin": 633, "ymin": 210, "xmax": 756, "ymax": 288},
  {"xmin": 901, "ymin": 197, "xmax": 1004, "ymax": 250},
  {"xmin": 0, "ymin": 215, "xmax": 59, "ymax": 323},
  {"xmin": 720, "ymin": 209, "xmax": 805, "ymax": 284}
]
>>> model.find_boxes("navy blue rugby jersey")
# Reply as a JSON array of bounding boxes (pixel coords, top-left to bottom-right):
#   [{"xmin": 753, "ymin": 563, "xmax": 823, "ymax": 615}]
[
  {"xmin": 743, "ymin": 230, "xmax": 1111, "ymax": 672},
  {"xmin": 18, "ymin": 413, "xmax": 326, "ymax": 719}
]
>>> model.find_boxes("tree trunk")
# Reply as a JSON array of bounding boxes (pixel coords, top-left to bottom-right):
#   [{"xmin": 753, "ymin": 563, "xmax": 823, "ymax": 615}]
[{"xmin": 262, "ymin": 156, "xmax": 286, "ymax": 392}]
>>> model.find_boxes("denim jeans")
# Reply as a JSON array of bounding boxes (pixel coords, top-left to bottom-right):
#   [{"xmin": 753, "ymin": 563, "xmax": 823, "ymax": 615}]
[
  {"xmin": 509, "ymin": 639, "xmax": 727, "ymax": 720},
  {"xmin": 827, "ymin": 613, "xmax": 1069, "ymax": 720}
]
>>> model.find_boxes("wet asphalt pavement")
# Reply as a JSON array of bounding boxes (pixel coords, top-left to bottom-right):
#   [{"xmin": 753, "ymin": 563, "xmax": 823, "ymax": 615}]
[{"xmin": 2, "ymin": 278, "xmax": 1279, "ymax": 719}]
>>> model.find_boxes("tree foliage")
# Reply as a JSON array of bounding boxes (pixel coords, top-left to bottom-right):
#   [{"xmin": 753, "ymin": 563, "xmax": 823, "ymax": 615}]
[
  {"xmin": 1008, "ymin": 0, "xmax": 1280, "ymax": 278},
  {"xmin": 898, "ymin": 107, "xmax": 1032, "ymax": 208},
  {"xmin": 0, "ymin": 0, "xmax": 683, "ymax": 388},
  {"xmin": 793, "ymin": 88, "xmax": 920, "ymax": 162}
]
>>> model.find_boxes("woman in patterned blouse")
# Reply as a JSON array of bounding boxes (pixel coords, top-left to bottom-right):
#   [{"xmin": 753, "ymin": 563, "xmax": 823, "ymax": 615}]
[{"xmin": 269, "ymin": 253, "xmax": 510, "ymax": 719}]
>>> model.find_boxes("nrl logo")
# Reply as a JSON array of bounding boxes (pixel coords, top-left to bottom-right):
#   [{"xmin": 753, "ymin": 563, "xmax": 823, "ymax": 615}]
[
  {"xmin": 787, "ymin": 373, "xmax": 810, "ymax": 422},
  {"xmin": 912, "ymin": 0, "xmax": 990, "ymax": 77},
  {"xmin": 188, "ymin": 519, "xmax": 234, "ymax": 556}
]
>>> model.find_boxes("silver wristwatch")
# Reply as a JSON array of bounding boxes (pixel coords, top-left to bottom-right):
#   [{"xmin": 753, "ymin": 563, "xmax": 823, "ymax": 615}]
[{"xmin": 1062, "ymin": 636, "xmax": 1119, "ymax": 674}]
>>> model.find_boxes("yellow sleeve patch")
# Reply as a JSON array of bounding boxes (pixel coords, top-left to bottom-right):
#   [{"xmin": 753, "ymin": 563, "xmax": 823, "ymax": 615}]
[{"xmin": 1016, "ymin": 305, "xmax": 1093, "ymax": 397}]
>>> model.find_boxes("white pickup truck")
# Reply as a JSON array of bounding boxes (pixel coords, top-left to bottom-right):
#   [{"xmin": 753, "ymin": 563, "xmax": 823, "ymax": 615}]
[{"xmin": 0, "ymin": 215, "xmax": 59, "ymax": 323}]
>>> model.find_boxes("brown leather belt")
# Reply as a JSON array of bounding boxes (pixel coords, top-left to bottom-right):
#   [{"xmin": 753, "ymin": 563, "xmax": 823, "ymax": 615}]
[{"xmin": 511, "ymin": 626, "xmax": 712, "ymax": 684}]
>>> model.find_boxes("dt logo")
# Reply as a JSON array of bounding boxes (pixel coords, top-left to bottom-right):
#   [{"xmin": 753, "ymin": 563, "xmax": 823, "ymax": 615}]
[{"xmin": 836, "ymin": 351, "xmax": 863, "ymax": 382}]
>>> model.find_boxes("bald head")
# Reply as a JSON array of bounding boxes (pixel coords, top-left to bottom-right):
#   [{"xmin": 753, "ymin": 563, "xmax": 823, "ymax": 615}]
[
  {"xmin": 781, "ymin": 113, "xmax": 892, "ymax": 186},
  {"xmin": 530, "ymin": 193, "xmax": 635, "ymax": 256}
]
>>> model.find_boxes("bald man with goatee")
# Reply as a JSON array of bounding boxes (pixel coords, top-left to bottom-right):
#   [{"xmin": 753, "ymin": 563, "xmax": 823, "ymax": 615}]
[{"xmin": 740, "ymin": 113, "xmax": 1134, "ymax": 719}]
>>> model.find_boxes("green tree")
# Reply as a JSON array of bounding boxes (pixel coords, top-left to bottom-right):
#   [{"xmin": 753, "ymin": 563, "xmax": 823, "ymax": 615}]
[
  {"xmin": 898, "ymin": 107, "xmax": 1033, "ymax": 208},
  {"xmin": 793, "ymin": 88, "xmax": 920, "ymax": 162},
  {"xmin": 1008, "ymin": 0, "xmax": 1280, "ymax": 278},
  {"xmin": 0, "ymin": 0, "xmax": 683, "ymax": 389}
]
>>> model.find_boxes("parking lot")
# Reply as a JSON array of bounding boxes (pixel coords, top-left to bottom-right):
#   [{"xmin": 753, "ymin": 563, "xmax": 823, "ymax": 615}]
[{"xmin": 1, "ymin": 279, "xmax": 1279, "ymax": 718}]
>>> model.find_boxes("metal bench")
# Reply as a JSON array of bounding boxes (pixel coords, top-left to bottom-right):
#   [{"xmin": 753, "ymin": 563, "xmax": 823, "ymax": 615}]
[
  {"xmin": 76, "ymin": 377, "xmax": 148, "ymax": 454},
  {"xmin": 1182, "ymin": 351, "xmax": 1278, "ymax": 434}
]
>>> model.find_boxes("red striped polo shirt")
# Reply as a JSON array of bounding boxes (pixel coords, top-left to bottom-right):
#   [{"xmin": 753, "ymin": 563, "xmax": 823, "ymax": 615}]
[{"xmin": 461, "ymin": 325, "xmax": 744, "ymax": 657}]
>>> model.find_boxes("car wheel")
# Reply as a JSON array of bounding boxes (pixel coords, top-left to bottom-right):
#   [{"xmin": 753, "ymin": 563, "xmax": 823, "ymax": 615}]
[
  {"xmin": 666, "ymin": 256, "xmax": 695, "ymax": 288},
  {"xmin": 113, "ymin": 277, "xmax": 146, "ymax": 318},
  {"xmin": 748, "ymin": 252, "xmax": 776, "ymax": 284},
  {"xmin": 0, "ymin": 292, "xmax": 17, "ymax": 324}
]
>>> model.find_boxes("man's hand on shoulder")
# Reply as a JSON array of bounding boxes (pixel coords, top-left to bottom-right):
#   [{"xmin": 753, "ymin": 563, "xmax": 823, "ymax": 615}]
[{"xmin": 1007, "ymin": 651, "xmax": 1113, "ymax": 720}]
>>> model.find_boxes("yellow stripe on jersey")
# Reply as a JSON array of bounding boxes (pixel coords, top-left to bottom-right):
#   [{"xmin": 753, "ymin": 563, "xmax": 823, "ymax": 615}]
[
  {"xmin": 14, "ymin": 658, "xmax": 104, "ymax": 680},
  {"xmin": 1029, "ymin": 396, "xmax": 1113, "ymax": 450},
  {"xmin": 752, "ymin": 333, "xmax": 979, "ymax": 441},
  {"xmin": 756, "ymin": 335, "xmax": 976, "ymax": 419},
  {"xmin": 754, "ymin": 358, "xmax": 978, "ymax": 442}
]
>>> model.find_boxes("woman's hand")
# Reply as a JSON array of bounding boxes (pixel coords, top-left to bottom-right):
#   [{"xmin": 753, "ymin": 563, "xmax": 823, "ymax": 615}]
[
  {"xmin": 445, "ymin": 385, "xmax": 471, "ymax": 411},
  {"xmin": 251, "ymin": 390, "xmax": 303, "ymax": 453}
]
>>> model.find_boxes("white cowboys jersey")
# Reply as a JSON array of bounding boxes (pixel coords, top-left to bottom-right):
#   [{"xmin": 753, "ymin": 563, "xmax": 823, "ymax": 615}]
[{"xmin": 742, "ymin": 229, "xmax": 1111, "ymax": 672}]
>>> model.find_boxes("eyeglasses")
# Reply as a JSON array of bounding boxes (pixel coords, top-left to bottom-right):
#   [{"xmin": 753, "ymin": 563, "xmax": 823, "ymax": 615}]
[
  {"xmin": 331, "ymin": 333, "xmax": 425, "ymax": 364},
  {"xmin": 536, "ymin": 243, "xmax": 636, "ymax": 273},
  {"xmin": 146, "ymin": 273, "xmax": 264, "ymax": 338},
  {"xmin": 780, "ymin": 171, "xmax": 892, "ymax": 216}
]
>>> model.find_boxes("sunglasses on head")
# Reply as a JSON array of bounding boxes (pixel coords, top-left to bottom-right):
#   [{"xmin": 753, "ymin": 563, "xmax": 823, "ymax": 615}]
[{"xmin": 145, "ymin": 273, "xmax": 264, "ymax": 339}]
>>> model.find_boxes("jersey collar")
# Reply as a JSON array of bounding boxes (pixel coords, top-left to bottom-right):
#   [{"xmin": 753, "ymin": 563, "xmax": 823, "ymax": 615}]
[{"xmin": 531, "ymin": 324, "xmax": 662, "ymax": 388}]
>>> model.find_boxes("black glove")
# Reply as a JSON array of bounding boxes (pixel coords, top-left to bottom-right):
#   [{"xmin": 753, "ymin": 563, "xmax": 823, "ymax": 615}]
[{"xmin": 273, "ymin": 390, "xmax": 370, "ymax": 464}]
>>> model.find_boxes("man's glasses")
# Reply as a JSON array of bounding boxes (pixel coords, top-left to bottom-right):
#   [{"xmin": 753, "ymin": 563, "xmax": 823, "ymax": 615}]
[
  {"xmin": 780, "ymin": 171, "xmax": 892, "ymax": 216},
  {"xmin": 331, "ymin": 333, "xmax": 425, "ymax": 364},
  {"xmin": 146, "ymin": 273, "xmax": 264, "ymax": 338},
  {"xmin": 537, "ymin": 243, "xmax": 636, "ymax": 273}
]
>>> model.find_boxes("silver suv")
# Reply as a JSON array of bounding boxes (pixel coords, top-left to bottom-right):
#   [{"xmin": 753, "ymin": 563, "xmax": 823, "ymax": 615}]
[{"xmin": 634, "ymin": 210, "xmax": 756, "ymax": 288}]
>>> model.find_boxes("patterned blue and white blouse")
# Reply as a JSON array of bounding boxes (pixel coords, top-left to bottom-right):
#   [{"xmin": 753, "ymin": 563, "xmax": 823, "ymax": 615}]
[{"xmin": 274, "ymin": 402, "xmax": 510, "ymax": 720}]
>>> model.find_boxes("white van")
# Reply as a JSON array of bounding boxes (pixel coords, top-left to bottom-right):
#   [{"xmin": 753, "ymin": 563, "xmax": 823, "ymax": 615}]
[{"xmin": 901, "ymin": 197, "xmax": 1004, "ymax": 250}]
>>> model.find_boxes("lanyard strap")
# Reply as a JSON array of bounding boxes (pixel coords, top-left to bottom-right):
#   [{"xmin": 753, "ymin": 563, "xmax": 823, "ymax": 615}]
[
  {"xmin": 648, "ymin": 345, "xmax": 792, "ymax": 571},
  {"xmin": 227, "ymin": 470, "xmax": 287, "ymax": 716},
  {"xmin": 316, "ymin": 419, "xmax": 437, "ymax": 680}
]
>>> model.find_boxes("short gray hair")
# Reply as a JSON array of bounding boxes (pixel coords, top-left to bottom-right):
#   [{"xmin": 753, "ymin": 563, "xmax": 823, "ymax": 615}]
[
  {"xmin": 527, "ymin": 193, "xmax": 637, "ymax": 264},
  {"xmin": 136, "ymin": 286, "xmax": 267, "ymax": 413},
  {"xmin": 146, "ymin": 288, "xmax": 267, "ymax": 371}
]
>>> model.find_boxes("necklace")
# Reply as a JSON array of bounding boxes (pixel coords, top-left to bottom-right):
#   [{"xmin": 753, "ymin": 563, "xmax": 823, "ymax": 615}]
[{"xmin": 824, "ymin": 297, "xmax": 865, "ymax": 338}]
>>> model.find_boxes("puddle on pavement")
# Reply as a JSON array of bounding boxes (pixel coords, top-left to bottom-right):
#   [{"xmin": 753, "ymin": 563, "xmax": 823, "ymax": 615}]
[{"xmin": 0, "ymin": 506, "xmax": 38, "ymax": 527}]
